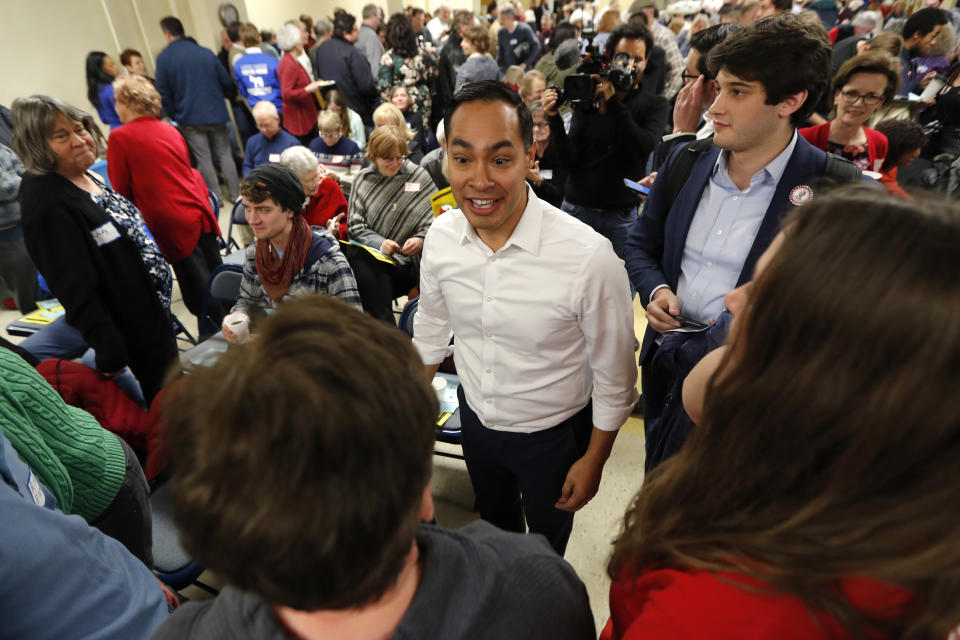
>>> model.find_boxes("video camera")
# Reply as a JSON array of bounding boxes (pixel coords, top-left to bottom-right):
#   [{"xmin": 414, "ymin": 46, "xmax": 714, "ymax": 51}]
[{"xmin": 552, "ymin": 29, "xmax": 641, "ymax": 112}]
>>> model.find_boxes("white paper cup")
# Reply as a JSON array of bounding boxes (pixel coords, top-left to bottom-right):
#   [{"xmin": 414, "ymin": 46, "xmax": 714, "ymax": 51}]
[
  {"xmin": 920, "ymin": 76, "xmax": 945, "ymax": 103},
  {"xmin": 431, "ymin": 377, "xmax": 447, "ymax": 402},
  {"xmin": 224, "ymin": 312, "xmax": 250, "ymax": 343}
]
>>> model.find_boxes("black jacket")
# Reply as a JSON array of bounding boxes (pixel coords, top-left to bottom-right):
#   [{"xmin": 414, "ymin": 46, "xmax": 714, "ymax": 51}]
[
  {"xmin": 531, "ymin": 137, "xmax": 568, "ymax": 208},
  {"xmin": 312, "ymin": 37, "xmax": 380, "ymax": 125},
  {"xmin": 548, "ymin": 89, "xmax": 670, "ymax": 209},
  {"xmin": 437, "ymin": 33, "xmax": 467, "ymax": 107},
  {"xmin": 19, "ymin": 172, "xmax": 176, "ymax": 390}
]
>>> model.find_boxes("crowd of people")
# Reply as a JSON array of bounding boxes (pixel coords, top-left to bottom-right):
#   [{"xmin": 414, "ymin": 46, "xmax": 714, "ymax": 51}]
[{"xmin": 1, "ymin": 0, "xmax": 960, "ymax": 638}]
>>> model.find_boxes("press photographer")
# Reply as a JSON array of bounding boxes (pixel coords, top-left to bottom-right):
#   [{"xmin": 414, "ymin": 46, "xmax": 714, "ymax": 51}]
[{"xmin": 542, "ymin": 22, "xmax": 669, "ymax": 272}]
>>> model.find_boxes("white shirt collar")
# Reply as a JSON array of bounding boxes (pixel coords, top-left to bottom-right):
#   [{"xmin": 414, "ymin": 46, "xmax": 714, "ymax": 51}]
[
  {"xmin": 714, "ymin": 129, "xmax": 798, "ymax": 186},
  {"xmin": 457, "ymin": 184, "xmax": 543, "ymax": 256},
  {"xmin": 245, "ymin": 46, "xmax": 262, "ymax": 53}
]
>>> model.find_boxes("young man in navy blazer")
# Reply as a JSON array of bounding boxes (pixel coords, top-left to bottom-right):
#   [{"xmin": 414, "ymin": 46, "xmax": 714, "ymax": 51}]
[{"xmin": 626, "ymin": 15, "xmax": 844, "ymax": 471}]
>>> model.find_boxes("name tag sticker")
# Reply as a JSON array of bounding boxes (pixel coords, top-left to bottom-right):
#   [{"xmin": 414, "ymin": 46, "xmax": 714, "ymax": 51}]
[
  {"xmin": 510, "ymin": 38, "xmax": 518, "ymax": 45},
  {"xmin": 268, "ymin": 153, "xmax": 281, "ymax": 162},
  {"xmin": 90, "ymin": 222, "xmax": 121, "ymax": 247},
  {"xmin": 331, "ymin": 155, "xmax": 345, "ymax": 163},
  {"xmin": 27, "ymin": 471, "xmax": 45, "ymax": 506},
  {"xmin": 404, "ymin": 182, "xmax": 421, "ymax": 192},
  {"xmin": 540, "ymin": 169, "xmax": 553, "ymax": 180}
]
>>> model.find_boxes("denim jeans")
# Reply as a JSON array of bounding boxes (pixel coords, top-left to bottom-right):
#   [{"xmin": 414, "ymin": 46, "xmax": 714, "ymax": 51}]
[
  {"xmin": 561, "ymin": 200, "xmax": 637, "ymax": 299},
  {"xmin": 20, "ymin": 317, "xmax": 146, "ymax": 407}
]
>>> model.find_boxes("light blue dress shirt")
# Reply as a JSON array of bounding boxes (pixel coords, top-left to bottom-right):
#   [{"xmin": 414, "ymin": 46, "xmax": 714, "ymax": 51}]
[{"xmin": 675, "ymin": 131, "xmax": 798, "ymax": 322}]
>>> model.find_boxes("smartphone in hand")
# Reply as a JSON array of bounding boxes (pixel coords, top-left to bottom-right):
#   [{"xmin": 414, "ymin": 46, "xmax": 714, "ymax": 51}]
[{"xmin": 623, "ymin": 177, "xmax": 650, "ymax": 195}]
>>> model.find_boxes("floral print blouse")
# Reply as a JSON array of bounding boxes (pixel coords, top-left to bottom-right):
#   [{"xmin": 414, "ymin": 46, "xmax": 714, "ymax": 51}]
[{"xmin": 377, "ymin": 49, "xmax": 438, "ymax": 116}]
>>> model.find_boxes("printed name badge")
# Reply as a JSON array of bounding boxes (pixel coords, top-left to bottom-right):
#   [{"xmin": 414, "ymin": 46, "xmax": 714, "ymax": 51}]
[
  {"xmin": 404, "ymin": 182, "xmax": 421, "ymax": 192},
  {"xmin": 268, "ymin": 153, "xmax": 281, "ymax": 162},
  {"xmin": 27, "ymin": 470, "xmax": 46, "ymax": 507},
  {"xmin": 90, "ymin": 222, "xmax": 121, "ymax": 247},
  {"xmin": 540, "ymin": 169, "xmax": 553, "ymax": 180}
]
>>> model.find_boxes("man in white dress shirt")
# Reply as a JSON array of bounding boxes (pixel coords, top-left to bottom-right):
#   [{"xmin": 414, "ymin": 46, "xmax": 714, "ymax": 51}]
[{"xmin": 413, "ymin": 81, "xmax": 638, "ymax": 555}]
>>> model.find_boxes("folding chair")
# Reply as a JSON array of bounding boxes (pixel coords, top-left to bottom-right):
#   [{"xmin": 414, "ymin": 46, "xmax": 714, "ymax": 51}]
[
  {"xmin": 208, "ymin": 189, "xmax": 229, "ymax": 254},
  {"xmin": 150, "ymin": 479, "xmax": 217, "ymax": 595},
  {"xmin": 225, "ymin": 198, "xmax": 248, "ymax": 254},
  {"xmin": 197, "ymin": 264, "xmax": 244, "ymax": 336}
]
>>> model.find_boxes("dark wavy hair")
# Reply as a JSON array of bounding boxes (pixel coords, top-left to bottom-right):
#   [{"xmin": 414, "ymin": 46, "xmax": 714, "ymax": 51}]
[
  {"xmin": 609, "ymin": 187, "xmax": 960, "ymax": 640},
  {"xmin": 707, "ymin": 13, "xmax": 832, "ymax": 126},
  {"xmin": 385, "ymin": 12, "xmax": 418, "ymax": 58},
  {"xmin": 548, "ymin": 21, "xmax": 579, "ymax": 52},
  {"xmin": 85, "ymin": 51, "xmax": 114, "ymax": 110}
]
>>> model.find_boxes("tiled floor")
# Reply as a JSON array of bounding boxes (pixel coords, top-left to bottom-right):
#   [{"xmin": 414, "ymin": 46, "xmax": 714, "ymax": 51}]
[{"xmin": 1, "ymin": 261, "xmax": 648, "ymax": 635}]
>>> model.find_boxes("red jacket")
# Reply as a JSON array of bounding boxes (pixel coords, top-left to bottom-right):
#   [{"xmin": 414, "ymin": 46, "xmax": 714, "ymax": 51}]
[
  {"xmin": 107, "ymin": 116, "xmax": 220, "ymax": 263},
  {"xmin": 278, "ymin": 52, "xmax": 319, "ymax": 137},
  {"xmin": 799, "ymin": 122, "xmax": 888, "ymax": 173},
  {"xmin": 303, "ymin": 177, "xmax": 348, "ymax": 237},
  {"xmin": 602, "ymin": 567, "xmax": 912, "ymax": 640},
  {"xmin": 879, "ymin": 166, "xmax": 912, "ymax": 199}
]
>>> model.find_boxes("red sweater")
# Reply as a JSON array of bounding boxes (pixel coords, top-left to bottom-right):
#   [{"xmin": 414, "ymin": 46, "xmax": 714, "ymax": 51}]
[
  {"xmin": 278, "ymin": 52, "xmax": 319, "ymax": 137},
  {"xmin": 107, "ymin": 116, "xmax": 220, "ymax": 263},
  {"xmin": 303, "ymin": 177, "xmax": 348, "ymax": 237},
  {"xmin": 602, "ymin": 567, "xmax": 912, "ymax": 640},
  {"xmin": 799, "ymin": 122, "xmax": 888, "ymax": 173}
]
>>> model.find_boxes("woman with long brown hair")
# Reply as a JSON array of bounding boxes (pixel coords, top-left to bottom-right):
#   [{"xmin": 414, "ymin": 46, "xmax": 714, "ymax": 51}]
[{"xmin": 604, "ymin": 187, "xmax": 960, "ymax": 640}]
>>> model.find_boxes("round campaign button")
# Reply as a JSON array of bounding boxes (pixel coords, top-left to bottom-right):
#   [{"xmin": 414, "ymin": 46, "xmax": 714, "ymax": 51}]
[{"xmin": 789, "ymin": 185, "xmax": 813, "ymax": 206}]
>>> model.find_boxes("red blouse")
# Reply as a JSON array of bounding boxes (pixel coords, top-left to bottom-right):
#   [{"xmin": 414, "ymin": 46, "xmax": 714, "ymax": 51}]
[
  {"xmin": 602, "ymin": 566, "xmax": 912, "ymax": 640},
  {"xmin": 278, "ymin": 52, "xmax": 319, "ymax": 137},
  {"xmin": 106, "ymin": 116, "xmax": 220, "ymax": 263},
  {"xmin": 302, "ymin": 177, "xmax": 348, "ymax": 238}
]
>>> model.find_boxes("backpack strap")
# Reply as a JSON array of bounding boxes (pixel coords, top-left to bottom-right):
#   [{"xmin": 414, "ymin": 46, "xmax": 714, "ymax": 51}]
[
  {"xmin": 661, "ymin": 136, "xmax": 715, "ymax": 213},
  {"xmin": 823, "ymin": 152, "xmax": 862, "ymax": 183}
]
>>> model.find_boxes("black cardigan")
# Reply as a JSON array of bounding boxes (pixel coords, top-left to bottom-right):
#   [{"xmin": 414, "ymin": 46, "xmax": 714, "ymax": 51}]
[{"xmin": 19, "ymin": 171, "xmax": 175, "ymax": 373}]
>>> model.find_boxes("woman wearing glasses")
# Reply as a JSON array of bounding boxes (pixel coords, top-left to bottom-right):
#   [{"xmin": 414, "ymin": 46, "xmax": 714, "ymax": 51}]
[
  {"xmin": 346, "ymin": 126, "xmax": 436, "ymax": 324},
  {"xmin": 800, "ymin": 52, "xmax": 899, "ymax": 172}
]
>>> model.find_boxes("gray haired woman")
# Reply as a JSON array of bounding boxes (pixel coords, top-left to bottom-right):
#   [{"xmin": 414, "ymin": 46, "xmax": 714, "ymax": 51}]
[
  {"xmin": 277, "ymin": 23, "xmax": 327, "ymax": 145},
  {"xmin": 11, "ymin": 94, "xmax": 177, "ymax": 405},
  {"xmin": 278, "ymin": 145, "xmax": 347, "ymax": 235}
]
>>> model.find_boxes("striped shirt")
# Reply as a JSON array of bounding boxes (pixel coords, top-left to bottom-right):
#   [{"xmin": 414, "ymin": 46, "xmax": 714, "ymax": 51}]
[
  {"xmin": 347, "ymin": 160, "xmax": 436, "ymax": 266},
  {"xmin": 232, "ymin": 227, "xmax": 362, "ymax": 315}
]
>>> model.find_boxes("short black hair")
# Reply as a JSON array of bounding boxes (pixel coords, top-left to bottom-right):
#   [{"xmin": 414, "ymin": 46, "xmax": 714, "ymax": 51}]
[
  {"xmin": 226, "ymin": 21, "xmax": 241, "ymax": 42},
  {"xmin": 874, "ymin": 118, "xmax": 928, "ymax": 171},
  {"xmin": 903, "ymin": 7, "xmax": 948, "ymax": 41},
  {"xmin": 605, "ymin": 22, "xmax": 654, "ymax": 61},
  {"xmin": 549, "ymin": 21, "xmax": 579, "ymax": 52},
  {"xmin": 160, "ymin": 16, "xmax": 185, "ymax": 38},
  {"xmin": 444, "ymin": 80, "xmax": 534, "ymax": 151},
  {"xmin": 691, "ymin": 23, "xmax": 742, "ymax": 78},
  {"xmin": 708, "ymin": 14, "xmax": 832, "ymax": 126},
  {"xmin": 333, "ymin": 11, "xmax": 357, "ymax": 39}
]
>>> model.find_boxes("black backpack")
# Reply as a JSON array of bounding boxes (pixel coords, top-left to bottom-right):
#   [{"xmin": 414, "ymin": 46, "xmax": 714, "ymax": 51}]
[{"xmin": 659, "ymin": 136, "xmax": 862, "ymax": 212}]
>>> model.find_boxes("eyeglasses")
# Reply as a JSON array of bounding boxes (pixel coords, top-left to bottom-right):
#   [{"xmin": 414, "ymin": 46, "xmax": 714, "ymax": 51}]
[
  {"xmin": 320, "ymin": 130, "xmax": 342, "ymax": 139},
  {"xmin": 681, "ymin": 73, "xmax": 701, "ymax": 83},
  {"xmin": 532, "ymin": 121, "xmax": 550, "ymax": 129},
  {"xmin": 380, "ymin": 155, "xmax": 408, "ymax": 163},
  {"xmin": 838, "ymin": 89, "xmax": 884, "ymax": 106}
]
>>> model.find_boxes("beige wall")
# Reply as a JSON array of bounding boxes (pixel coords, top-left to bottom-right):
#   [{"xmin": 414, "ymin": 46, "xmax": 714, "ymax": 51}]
[
  {"xmin": 2, "ymin": 0, "xmax": 245, "ymax": 138},
  {"xmin": 245, "ymin": 0, "xmax": 481, "ymax": 32}
]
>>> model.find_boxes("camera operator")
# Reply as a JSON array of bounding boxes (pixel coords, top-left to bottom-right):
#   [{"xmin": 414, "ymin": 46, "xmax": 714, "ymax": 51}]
[{"xmin": 541, "ymin": 22, "xmax": 669, "ymax": 280}]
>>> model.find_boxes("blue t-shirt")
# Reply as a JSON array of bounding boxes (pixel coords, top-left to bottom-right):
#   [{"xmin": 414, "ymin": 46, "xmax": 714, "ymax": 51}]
[
  {"xmin": 233, "ymin": 50, "xmax": 282, "ymax": 111},
  {"xmin": 96, "ymin": 83, "xmax": 123, "ymax": 129},
  {"xmin": 0, "ymin": 426, "xmax": 169, "ymax": 639}
]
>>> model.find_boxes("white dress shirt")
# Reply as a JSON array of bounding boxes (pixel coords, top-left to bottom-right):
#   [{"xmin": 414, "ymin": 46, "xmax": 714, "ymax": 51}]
[{"xmin": 413, "ymin": 187, "xmax": 638, "ymax": 433}]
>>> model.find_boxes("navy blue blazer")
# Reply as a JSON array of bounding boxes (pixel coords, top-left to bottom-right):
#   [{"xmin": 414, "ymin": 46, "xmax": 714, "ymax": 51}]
[{"xmin": 626, "ymin": 134, "xmax": 832, "ymax": 363}]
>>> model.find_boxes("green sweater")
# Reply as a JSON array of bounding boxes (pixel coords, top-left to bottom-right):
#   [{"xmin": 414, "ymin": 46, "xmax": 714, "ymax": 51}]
[{"xmin": 0, "ymin": 349, "xmax": 125, "ymax": 520}]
